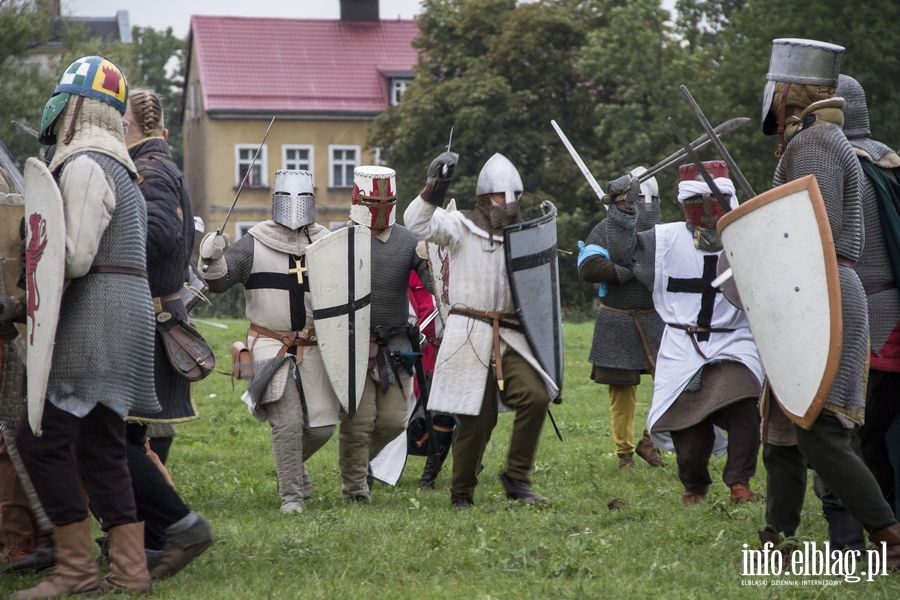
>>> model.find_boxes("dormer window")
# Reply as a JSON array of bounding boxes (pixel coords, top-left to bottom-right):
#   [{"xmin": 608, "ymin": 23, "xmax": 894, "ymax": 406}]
[{"xmin": 390, "ymin": 77, "xmax": 412, "ymax": 105}]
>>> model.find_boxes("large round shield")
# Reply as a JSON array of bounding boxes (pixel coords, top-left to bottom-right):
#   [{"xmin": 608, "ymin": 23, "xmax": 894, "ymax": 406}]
[
  {"xmin": 23, "ymin": 157, "xmax": 66, "ymax": 437},
  {"xmin": 306, "ymin": 225, "xmax": 371, "ymax": 417},
  {"xmin": 717, "ymin": 175, "xmax": 841, "ymax": 429}
]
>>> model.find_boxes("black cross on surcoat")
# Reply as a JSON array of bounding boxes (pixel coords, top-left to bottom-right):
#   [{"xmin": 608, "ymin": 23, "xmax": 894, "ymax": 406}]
[
  {"xmin": 246, "ymin": 254, "xmax": 308, "ymax": 331},
  {"xmin": 666, "ymin": 254, "xmax": 720, "ymax": 342}
]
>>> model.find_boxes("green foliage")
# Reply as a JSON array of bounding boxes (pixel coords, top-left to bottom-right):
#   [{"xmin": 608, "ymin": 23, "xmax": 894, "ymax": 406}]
[{"xmin": 5, "ymin": 321, "xmax": 898, "ymax": 598}]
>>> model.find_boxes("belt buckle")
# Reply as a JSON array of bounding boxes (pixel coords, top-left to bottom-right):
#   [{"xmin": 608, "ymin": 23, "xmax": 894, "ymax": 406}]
[{"xmin": 152, "ymin": 297, "xmax": 163, "ymax": 314}]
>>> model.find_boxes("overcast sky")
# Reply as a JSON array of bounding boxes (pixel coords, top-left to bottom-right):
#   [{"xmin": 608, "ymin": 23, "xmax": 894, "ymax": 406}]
[{"xmin": 67, "ymin": 0, "xmax": 424, "ymax": 37}]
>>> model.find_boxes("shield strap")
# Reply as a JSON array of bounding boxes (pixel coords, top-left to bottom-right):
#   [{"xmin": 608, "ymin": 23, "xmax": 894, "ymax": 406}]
[
  {"xmin": 248, "ymin": 323, "xmax": 316, "ymax": 361},
  {"xmin": 449, "ymin": 307, "xmax": 520, "ymax": 392}
]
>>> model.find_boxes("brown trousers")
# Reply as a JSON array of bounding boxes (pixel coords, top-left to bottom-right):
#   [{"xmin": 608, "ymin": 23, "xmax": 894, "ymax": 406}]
[{"xmin": 451, "ymin": 349, "xmax": 551, "ymax": 500}]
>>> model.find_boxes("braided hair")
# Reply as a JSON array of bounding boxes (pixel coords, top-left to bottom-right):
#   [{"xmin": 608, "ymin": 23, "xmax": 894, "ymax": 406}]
[{"xmin": 128, "ymin": 88, "xmax": 165, "ymax": 137}]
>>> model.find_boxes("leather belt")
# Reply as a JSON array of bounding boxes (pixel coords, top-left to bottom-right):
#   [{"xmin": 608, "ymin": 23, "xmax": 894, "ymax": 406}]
[
  {"xmin": 449, "ymin": 306, "xmax": 519, "ymax": 392},
  {"xmin": 837, "ymin": 257, "xmax": 856, "ymax": 268},
  {"xmin": 152, "ymin": 290, "xmax": 183, "ymax": 315},
  {"xmin": 88, "ymin": 265, "xmax": 148, "ymax": 279},
  {"xmin": 865, "ymin": 281, "xmax": 896, "ymax": 296},
  {"xmin": 248, "ymin": 324, "xmax": 317, "ymax": 360},
  {"xmin": 666, "ymin": 323, "xmax": 735, "ymax": 361}
]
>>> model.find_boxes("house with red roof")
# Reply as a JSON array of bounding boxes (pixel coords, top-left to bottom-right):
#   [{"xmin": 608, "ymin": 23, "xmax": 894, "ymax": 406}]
[{"xmin": 182, "ymin": 0, "xmax": 418, "ymax": 233}]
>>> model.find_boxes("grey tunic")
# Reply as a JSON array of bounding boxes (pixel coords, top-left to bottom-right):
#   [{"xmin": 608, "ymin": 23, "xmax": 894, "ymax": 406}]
[
  {"xmin": 774, "ymin": 122, "xmax": 868, "ymax": 422},
  {"xmin": 48, "ymin": 152, "xmax": 158, "ymax": 419}
]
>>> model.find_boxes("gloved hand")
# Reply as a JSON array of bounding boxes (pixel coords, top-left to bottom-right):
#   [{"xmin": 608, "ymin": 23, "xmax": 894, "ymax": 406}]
[
  {"xmin": 602, "ymin": 173, "xmax": 640, "ymax": 211},
  {"xmin": 199, "ymin": 232, "xmax": 227, "ymax": 261},
  {"xmin": 421, "ymin": 151, "xmax": 459, "ymax": 206}
]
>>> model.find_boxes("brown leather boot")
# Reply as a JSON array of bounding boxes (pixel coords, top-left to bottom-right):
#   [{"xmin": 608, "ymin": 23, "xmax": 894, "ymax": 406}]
[
  {"xmin": 681, "ymin": 489, "xmax": 707, "ymax": 506},
  {"xmin": 869, "ymin": 523, "xmax": 900, "ymax": 570},
  {"xmin": 11, "ymin": 519, "xmax": 102, "ymax": 600},
  {"xmin": 730, "ymin": 482, "xmax": 763, "ymax": 504},
  {"xmin": 635, "ymin": 431, "xmax": 665, "ymax": 467},
  {"xmin": 105, "ymin": 522, "xmax": 151, "ymax": 594},
  {"xmin": 617, "ymin": 453, "xmax": 635, "ymax": 471},
  {"xmin": 499, "ymin": 472, "xmax": 547, "ymax": 504},
  {"xmin": 150, "ymin": 512, "xmax": 213, "ymax": 581}
]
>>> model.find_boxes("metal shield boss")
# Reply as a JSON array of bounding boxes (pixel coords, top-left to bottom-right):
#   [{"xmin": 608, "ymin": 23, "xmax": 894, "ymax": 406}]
[
  {"xmin": 306, "ymin": 225, "xmax": 371, "ymax": 417},
  {"xmin": 503, "ymin": 200, "xmax": 564, "ymax": 400},
  {"xmin": 23, "ymin": 157, "xmax": 67, "ymax": 436},
  {"xmin": 717, "ymin": 175, "xmax": 841, "ymax": 429}
]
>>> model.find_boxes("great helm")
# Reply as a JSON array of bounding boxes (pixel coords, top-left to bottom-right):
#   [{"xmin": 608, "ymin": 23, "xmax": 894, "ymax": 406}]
[
  {"xmin": 39, "ymin": 55, "xmax": 129, "ymax": 145},
  {"xmin": 476, "ymin": 153, "xmax": 523, "ymax": 205},
  {"xmin": 677, "ymin": 160, "xmax": 732, "ymax": 229},
  {"xmin": 351, "ymin": 166, "xmax": 396, "ymax": 229},
  {"xmin": 272, "ymin": 170, "xmax": 315, "ymax": 230},
  {"xmin": 761, "ymin": 38, "xmax": 843, "ymax": 135}
]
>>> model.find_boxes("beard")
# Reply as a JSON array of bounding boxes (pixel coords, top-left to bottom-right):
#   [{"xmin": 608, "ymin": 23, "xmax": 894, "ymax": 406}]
[{"xmin": 472, "ymin": 196, "xmax": 521, "ymax": 233}]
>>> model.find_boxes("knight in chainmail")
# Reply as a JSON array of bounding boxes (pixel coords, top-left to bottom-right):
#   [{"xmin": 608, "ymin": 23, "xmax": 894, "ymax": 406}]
[
  {"xmin": 605, "ymin": 161, "xmax": 763, "ymax": 507},
  {"xmin": 757, "ymin": 40, "xmax": 900, "ymax": 565},
  {"xmin": 200, "ymin": 170, "xmax": 340, "ymax": 514},
  {"xmin": 578, "ymin": 166, "xmax": 665, "ymax": 471},
  {"xmin": 338, "ymin": 166, "xmax": 432, "ymax": 503},
  {"xmin": 13, "ymin": 56, "xmax": 157, "ymax": 598},
  {"xmin": 837, "ymin": 75, "xmax": 900, "ymax": 522}
]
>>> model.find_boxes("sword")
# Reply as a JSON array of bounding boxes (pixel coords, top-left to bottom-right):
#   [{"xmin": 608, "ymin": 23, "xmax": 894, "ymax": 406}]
[
  {"xmin": 11, "ymin": 120, "xmax": 38, "ymax": 139},
  {"xmin": 668, "ymin": 116, "xmax": 730, "ymax": 212},
  {"xmin": 550, "ymin": 119, "xmax": 608, "ymax": 209},
  {"xmin": 216, "ymin": 118, "xmax": 275, "ymax": 235},
  {"xmin": 639, "ymin": 117, "xmax": 750, "ymax": 183},
  {"xmin": 679, "ymin": 86, "xmax": 756, "ymax": 200}
]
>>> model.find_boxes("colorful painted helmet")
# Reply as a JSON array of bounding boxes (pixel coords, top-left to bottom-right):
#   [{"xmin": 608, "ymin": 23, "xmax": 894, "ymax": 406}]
[
  {"xmin": 39, "ymin": 56, "xmax": 128, "ymax": 144},
  {"xmin": 351, "ymin": 166, "xmax": 397, "ymax": 229}
]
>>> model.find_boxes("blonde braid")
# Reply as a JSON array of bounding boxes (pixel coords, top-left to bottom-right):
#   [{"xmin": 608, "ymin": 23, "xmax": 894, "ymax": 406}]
[{"xmin": 128, "ymin": 88, "xmax": 165, "ymax": 137}]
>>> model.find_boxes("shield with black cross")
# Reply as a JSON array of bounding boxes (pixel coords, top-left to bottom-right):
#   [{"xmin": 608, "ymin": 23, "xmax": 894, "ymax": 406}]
[
  {"xmin": 504, "ymin": 200, "xmax": 563, "ymax": 401},
  {"xmin": 305, "ymin": 225, "xmax": 371, "ymax": 417}
]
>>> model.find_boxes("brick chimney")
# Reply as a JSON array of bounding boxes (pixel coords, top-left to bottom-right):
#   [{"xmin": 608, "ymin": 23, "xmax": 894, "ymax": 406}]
[{"xmin": 340, "ymin": 0, "xmax": 379, "ymax": 22}]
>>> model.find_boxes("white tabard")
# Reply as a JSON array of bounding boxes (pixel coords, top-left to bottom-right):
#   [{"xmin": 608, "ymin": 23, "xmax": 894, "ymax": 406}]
[
  {"xmin": 648, "ymin": 223, "xmax": 764, "ymax": 434},
  {"xmin": 403, "ymin": 197, "xmax": 558, "ymax": 415}
]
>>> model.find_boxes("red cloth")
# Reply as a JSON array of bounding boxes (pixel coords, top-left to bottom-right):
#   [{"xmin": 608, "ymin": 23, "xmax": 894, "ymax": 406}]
[
  {"xmin": 872, "ymin": 327, "xmax": 900, "ymax": 372},
  {"xmin": 408, "ymin": 272, "xmax": 437, "ymax": 399}
]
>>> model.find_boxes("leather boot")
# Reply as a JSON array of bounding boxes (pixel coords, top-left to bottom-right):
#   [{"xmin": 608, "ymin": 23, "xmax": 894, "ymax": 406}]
[
  {"xmin": 681, "ymin": 489, "xmax": 707, "ymax": 506},
  {"xmin": 150, "ymin": 512, "xmax": 213, "ymax": 581},
  {"xmin": 106, "ymin": 522, "xmax": 151, "ymax": 594},
  {"xmin": 635, "ymin": 430, "xmax": 665, "ymax": 467},
  {"xmin": 730, "ymin": 482, "xmax": 763, "ymax": 504},
  {"xmin": 759, "ymin": 528, "xmax": 796, "ymax": 559},
  {"xmin": 499, "ymin": 472, "xmax": 546, "ymax": 504},
  {"xmin": 420, "ymin": 428, "xmax": 454, "ymax": 489},
  {"xmin": 869, "ymin": 522, "xmax": 900, "ymax": 570},
  {"xmin": 11, "ymin": 519, "xmax": 102, "ymax": 600},
  {"xmin": 0, "ymin": 532, "xmax": 55, "ymax": 574}
]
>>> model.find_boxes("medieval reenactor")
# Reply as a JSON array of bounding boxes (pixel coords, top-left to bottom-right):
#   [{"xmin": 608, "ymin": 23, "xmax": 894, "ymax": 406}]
[
  {"xmin": 199, "ymin": 170, "xmax": 340, "ymax": 514},
  {"xmin": 837, "ymin": 74, "xmax": 900, "ymax": 522},
  {"xmin": 0, "ymin": 156, "xmax": 55, "ymax": 574},
  {"xmin": 14, "ymin": 55, "xmax": 157, "ymax": 598},
  {"xmin": 605, "ymin": 161, "xmax": 764, "ymax": 506},
  {"xmin": 404, "ymin": 152, "xmax": 558, "ymax": 508},
  {"xmin": 757, "ymin": 39, "xmax": 900, "ymax": 564},
  {"xmin": 121, "ymin": 87, "xmax": 213, "ymax": 580},
  {"xmin": 578, "ymin": 166, "xmax": 665, "ymax": 471},
  {"xmin": 338, "ymin": 166, "xmax": 431, "ymax": 503}
]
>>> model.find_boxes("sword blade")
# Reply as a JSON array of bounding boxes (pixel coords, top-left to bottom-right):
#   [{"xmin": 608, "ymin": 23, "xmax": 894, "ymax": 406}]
[
  {"xmin": 679, "ymin": 86, "xmax": 756, "ymax": 199},
  {"xmin": 218, "ymin": 116, "xmax": 276, "ymax": 236},
  {"xmin": 550, "ymin": 119, "xmax": 607, "ymax": 210},
  {"xmin": 639, "ymin": 117, "xmax": 750, "ymax": 183}
]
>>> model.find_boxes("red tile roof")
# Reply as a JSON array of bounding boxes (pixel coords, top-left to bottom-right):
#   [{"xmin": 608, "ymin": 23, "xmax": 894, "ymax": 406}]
[{"xmin": 188, "ymin": 15, "xmax": 418, "ymax": 115}]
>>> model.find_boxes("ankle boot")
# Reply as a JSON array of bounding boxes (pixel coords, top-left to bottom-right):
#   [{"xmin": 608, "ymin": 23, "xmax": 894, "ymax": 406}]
[
  {"xmin": 106, "ymin": 522, "xmax": 151, "ymax": 593},
  {"xmin": 635, "ymin": 430, "xmax": 665, "ymax": 467},
  {"xmin": 420, "ymin": 428, "xmax": 454, "ymax": 489},
  {"xmin": 150, "ymin": 512, "xmax": 213, "ymax": 581},
  {"xmin": 869, "ymin": 522, "xmax": 900, "ymax": 570},
  {"xmin": 499, "ymin": 472, "xmax": 546, "ymax": 504},
  {"xmin": 11, "ymin": 519, "xmax": 102, "ymax": 600}
]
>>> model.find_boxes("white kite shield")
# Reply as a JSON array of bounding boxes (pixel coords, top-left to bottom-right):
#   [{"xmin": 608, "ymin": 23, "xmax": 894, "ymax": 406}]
[
  {"xmin": 23, "ymin": 157, "xmax": 66, "ymax": 437},
  {"xmin": 425, "ymin": 199, "xmax": 455, "ymax": 327},
  {"xmin": 717, "ymin": 175, "xmax": 841, "ymax": 429},
  {"xmin": 306, "ymin": 225, "xmax": 371, "ymax": 417}
]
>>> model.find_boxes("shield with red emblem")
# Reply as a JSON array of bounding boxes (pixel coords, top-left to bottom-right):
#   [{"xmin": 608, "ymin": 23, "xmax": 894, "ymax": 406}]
[
  {"xmin": 426, "ymin": 199, "xmax": 456, "ymax": 327},
  {"xmin": 23, "ymin": 157, "xmax": 66, "ymax": 436}
]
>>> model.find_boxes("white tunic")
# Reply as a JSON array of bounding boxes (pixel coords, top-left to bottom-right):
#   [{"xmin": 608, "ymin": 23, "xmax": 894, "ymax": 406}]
[
  {"xmin": 647, "ymin": 223, "xmax": 764, "ymax": 433},
  {"xmin": 403, "ymin": 197, "xmax": 558, "ymax": 415}
]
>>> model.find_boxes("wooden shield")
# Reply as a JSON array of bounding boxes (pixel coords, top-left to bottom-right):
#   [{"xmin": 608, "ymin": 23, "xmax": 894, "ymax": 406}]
[
  {"xmin": 425, "ymin": 199, "xmax": 455, "ymax": 327},
  {"xmin": 306, "ymin": 226, "xmax": 371, "ymax": 417},
  {"xmin": 23, "ymin": 157, "xmax": 66, "ymax": 436},
  {"xmin": 717, "ymin": 175, "xmax": 841, "ymax": 429},
  {"xmin": 504, "ymin": 200, "xmax": 564, "ymax": 399}
]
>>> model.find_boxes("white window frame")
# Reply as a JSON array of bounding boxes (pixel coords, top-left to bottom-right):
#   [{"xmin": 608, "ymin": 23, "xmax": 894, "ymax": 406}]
[
  {"xmin": 282, "ymin": 144, "xmax": 314, "ymax": 175},
  {"xmin": 234, "ymin": 221, "xmax": 259, "ymax": 239},
  {"xmin": 234, "ymin": 144, "xmax": 268, "ymax": 187},
  {"xmin": 328, "ymin": 145, "xmax": 360, "ymax": 188},
  {"xmin": 390, "ymin": 77, "xmax": 412, "ymax": 105}
]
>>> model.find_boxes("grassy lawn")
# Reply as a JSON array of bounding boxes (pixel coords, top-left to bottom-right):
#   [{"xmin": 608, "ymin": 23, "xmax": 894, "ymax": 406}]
[{"xmin": 5, "ymin": 320, "xmax": 898, "ymax": 598}]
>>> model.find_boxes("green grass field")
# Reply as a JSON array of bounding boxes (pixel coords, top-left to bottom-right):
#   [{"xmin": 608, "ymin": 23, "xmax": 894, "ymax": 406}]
[{"xmin": 4, "ymin": 320, "xmax": 898, "ymax": 599}]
